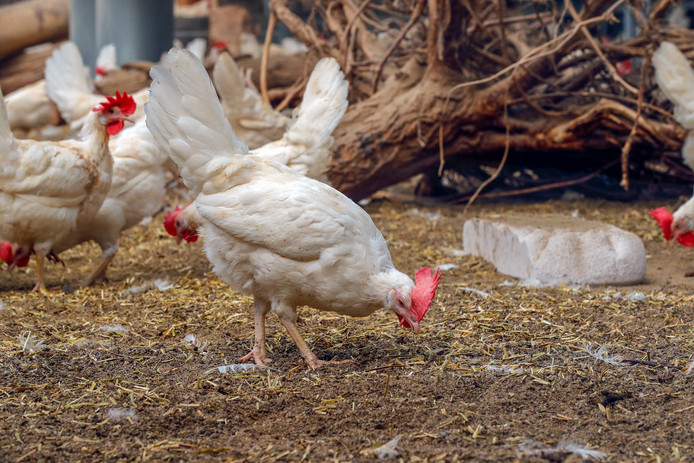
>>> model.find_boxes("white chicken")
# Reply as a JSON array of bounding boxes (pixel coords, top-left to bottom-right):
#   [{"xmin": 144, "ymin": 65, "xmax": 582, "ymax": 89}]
[
  {"xmin": 166, "ymin": 56, "xmax": 349, "ymax": 242},
  {"xmin": 0, "ymin": 87, "xmax": 136, "ymax": 291},
  {"xmin": 5, "ymin": 80, "xmax": 56, "ymax": 130},
  {"xmin": 48, "ymin": 117, "xmax": 172, "ymax": 285},
  {"xmin": 652, "ymin": 41, "xmax": 694, "ymax": 171},
  {"xmin": 45, "ymin": 42, "xmax": 148, "ymax": 132},
  {"xmin": 213, "ymin": 53, "xmax": 289, "ymax": 148},
  {"xmin": 6, "ymin": 43, "xmax": 118, "ymax": 131},
  {"xmin": 146, "ymin": 49, "xmax": 441, "ymax": 368},
  {"xmin": 94, "ymin": 43, "xmax": 119, "ymax": 80}
]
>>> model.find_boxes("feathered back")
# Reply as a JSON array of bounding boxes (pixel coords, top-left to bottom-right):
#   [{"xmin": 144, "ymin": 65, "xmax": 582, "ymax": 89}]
[
  {"xmin": 653, "ymin": 41, "xmax": 694, "ymax": 129},
  {"xmin": 146, "ymin": 48, "xmax": 249, "ymax": 194}
]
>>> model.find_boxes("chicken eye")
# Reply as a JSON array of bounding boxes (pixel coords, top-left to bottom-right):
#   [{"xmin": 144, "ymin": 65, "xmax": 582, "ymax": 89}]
[{"xmin": 397, "ymin": 298, "xmax": 405, "ymax": 306}]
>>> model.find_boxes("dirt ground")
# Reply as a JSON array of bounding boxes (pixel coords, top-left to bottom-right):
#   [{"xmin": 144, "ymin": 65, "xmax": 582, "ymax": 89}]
[{"xmin": 1, "ymin": 197, "xmax": 694, "ymax": 462}]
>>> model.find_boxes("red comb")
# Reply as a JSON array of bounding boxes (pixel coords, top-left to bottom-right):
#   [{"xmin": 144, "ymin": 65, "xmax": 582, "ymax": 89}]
[
  {"xmin": 0, "ymin": 242, "xmax": 12, "ymax": 265},
  {"xmin": 164, "ymin": 206, "xmax": 182, "ymax": 237},
  {"xmin": 93, "ymin": 91, "xmax": 136, "ymax": 116},
  {"xmin": 400, "ymin": 267, "xmax": 441, "ymax": 328},
  {"xmin": 212, "ymin": 40, "xmax": 227, "ymax": 50},
  {"xmin": 163, "ymin": 206, "xmax": 199, "ymax": 244},
  {"xmin": 649, "ymin": 207, "xmax": 694, "ymax": 246},
  {"xmin": 95, "ymin": 66, "xmax": 107, "ymax": 76},
  {"xmin": 649, "ymin": 207, "xmax": 673, "ymax": 240},
  {"xmin": 0, "ymin": 242, "xmax": 30, "ymax": 269}
]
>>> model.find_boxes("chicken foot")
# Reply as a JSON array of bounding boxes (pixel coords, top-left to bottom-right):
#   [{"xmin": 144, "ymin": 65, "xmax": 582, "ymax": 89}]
[
  {"xmin": 239, "ymin": 299, "xmax": 272, "ymax": 366},
  {"xmin": 278, "ymin": 313, "xmax": 356, "ymax": 370}
]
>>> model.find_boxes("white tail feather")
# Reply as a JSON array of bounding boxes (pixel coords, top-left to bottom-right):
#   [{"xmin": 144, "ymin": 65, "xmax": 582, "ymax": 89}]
[
  {"xmin": 213, "ymin": 53, "xmax": 288, "ymax": 148},
  {"xmin": 185, "ymin": 38, "xmax": 207, "ymax": 62},
  {"xmin": 653, "ymin": 41, "xmax": 694, "ymax": 129},
  {"xmin": 253, "ymin": 58, "xmax": 348, "ymax": 180},
  {"xmin": 212, "ymin": 53, "xmax": 245, "ymax": 112},
  {"xmin": 45, "ymin": 42, "xmax": 101, "ymax": 125},
  {"xmin": 96, "ymin": 43, "xmax": 117, "ymax": 72},
  {"xmin": 146, "ymin": 48, "xmax": 249, "ymax": 194}
]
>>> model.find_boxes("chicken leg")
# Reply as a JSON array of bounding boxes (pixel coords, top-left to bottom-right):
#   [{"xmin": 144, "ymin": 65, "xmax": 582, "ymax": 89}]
[
  {"xmin": 32, "ymin": 253, "xmax": 45, "ymax": 293},
  {"xmin": 239, "ymin": 299, "xmax": 272, "ymax": 366},
  {"xmin": 278, "ymin": 311, "xmax": 356, "ymax": 370},
  {"xmin": 80, "ymin": 255, "xmax": 115, "ymax": 286}
]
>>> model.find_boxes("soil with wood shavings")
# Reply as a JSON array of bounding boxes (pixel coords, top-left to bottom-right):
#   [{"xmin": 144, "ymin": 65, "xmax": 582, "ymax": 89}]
[{"xmin": 1, "ymin": 198, "xmax": 693, "ymax": 462}]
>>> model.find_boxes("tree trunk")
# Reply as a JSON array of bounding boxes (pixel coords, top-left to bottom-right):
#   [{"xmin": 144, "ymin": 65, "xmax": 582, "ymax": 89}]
[{"xmin": 271, "ymin": 0, "xmax": 690, "ymax": 200}]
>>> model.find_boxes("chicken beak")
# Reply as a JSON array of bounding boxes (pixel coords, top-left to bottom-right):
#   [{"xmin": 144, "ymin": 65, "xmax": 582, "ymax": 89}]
[
  {"xmin": 121, "ymin": 115, "xmax": 135, "ymax": 124},
  {"xmin": 409, "ymin": 319, "xmax": 420, "ymax": 334},
  {"xmin": 394, "ymin": 306, "xmax": 420, "ymax": 334},
  {"xmin": 176, "ymin": 235, "xmax": 183, "ymax": 245}
]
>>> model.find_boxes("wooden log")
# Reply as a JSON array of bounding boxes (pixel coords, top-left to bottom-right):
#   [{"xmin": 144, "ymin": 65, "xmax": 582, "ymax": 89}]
[
  {"xmin": 0, "ymin": 0, "xmax": 70, "ymax": 60},
  {"xmin": 0, "ymin": 43, "xmax": 58, "ymax": 94},
  {"xmin": 235, "ymin": 52, "xmax": 307, "ymax": 91},
  {"xmin": 94, "ymin": 64, "xmax": 154, "ymax": 96}
]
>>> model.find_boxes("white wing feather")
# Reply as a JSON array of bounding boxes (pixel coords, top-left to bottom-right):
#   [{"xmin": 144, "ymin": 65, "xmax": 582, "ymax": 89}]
[{"xmin": 146, "ymin": 48, "xmax": 249, "ymax": 194}]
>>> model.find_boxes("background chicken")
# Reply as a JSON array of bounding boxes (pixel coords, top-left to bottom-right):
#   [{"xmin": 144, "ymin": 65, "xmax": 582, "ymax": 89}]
[
  {"xmin": 5, "ymin": 80, "xmax": 56, "ymax": 131},
  {"xmin": 6, "ymin": 43, "xmax": 120, "ymax": 132},
  {"xmin": 213, "ymin": 53, "xmax": 289, "ymax": 148},
  {"xmin": 166, "ymin": 56, "xmax": 349, "ymax": 243},
  {"xmin": 45, "ymin": 42, "xmax": 148, "ymax": 132},
  {"xmin": 94, "ymin": 43, "xmax": 119, "ymax": 80},
  {"xmin": 0, "ymin": 87, "xmax": 135, "ymax": 290},
  {"xmin": 146, "ymin": 49, "xmax": 440, "ymax": 368},
  {"xmin": 652, "ymin": 41, "xmax": 694, "ymax": 172},
  {"xmin": 48, "ymin": 117, "xmax": 172, "ymax": 285}
]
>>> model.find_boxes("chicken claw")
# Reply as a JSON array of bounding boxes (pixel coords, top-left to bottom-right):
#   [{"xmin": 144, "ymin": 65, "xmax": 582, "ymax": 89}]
[{"xmin": 239, "ymin": 346, "xmax": 272, "ymax": 366}]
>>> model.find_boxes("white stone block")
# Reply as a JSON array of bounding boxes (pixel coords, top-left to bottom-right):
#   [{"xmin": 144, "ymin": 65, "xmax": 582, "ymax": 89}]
[{"xmin": 463, "ymin": 215, "xmax": 646, "ymax": 285}]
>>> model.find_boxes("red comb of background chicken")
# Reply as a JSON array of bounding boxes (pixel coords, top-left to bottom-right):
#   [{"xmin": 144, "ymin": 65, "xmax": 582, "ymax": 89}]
[
  {"xmin": 163, "ymin": 206, "xmax": 181, "ymax": 237},
  {"xmin": 399, "ymin": 267, "xmax": 441, "ymax": 329},
  {"xmin": 0, "ymin": 242, "xmax": 12, "ymax": 265},
  {"xmin": 212, "ymin": 40, "xmax": 227, "ymax": 50},
  {"xmin": 649, "ymin": 207, "xmax": 694, "ymax": 246},
  {"xmin": 93, "ymin": 91, "xmax": 136, "ymax": 135},
  {"xmin": 0, "ymin": 241, "xmax": 30, "ymax": 269},
  {"xmin": 95, "ymin": 66, "xmax": 107, "ymax": 76},
  {"xmin": 163, "ymin": 206, "xmax": 199, "ymax": 243}
]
